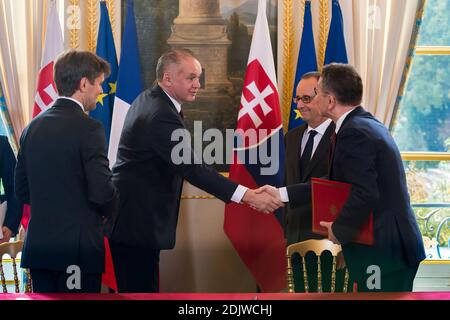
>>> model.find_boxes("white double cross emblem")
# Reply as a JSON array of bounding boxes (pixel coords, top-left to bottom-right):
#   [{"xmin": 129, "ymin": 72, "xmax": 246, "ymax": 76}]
[
  {"xmin": 35, "ymin": 84, "xmax": 58, "ymax": 112},
  {"xmin": 238, "ymin": 81, "xmax": 274, "ymax": 128}
]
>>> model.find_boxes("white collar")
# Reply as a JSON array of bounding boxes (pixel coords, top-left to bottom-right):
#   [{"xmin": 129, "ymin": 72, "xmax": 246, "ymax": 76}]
[
  {"xmin": 58, "ymin": 96, "xmax": 85, "ymax": 112},
  {"xmin": 335, "ymin": 108, "xmax": 356, "ymax": 133},
  {"xmin": 161, "ymin": 89, "xmax": 182, "ymax": 114},
  {"xmin": 307, "ymin": 118, "xmax": 332, "ymax": 136}
]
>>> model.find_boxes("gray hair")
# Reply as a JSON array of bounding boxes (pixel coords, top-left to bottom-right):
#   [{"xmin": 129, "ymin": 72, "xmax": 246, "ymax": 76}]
[{"xmin": 156, "ymin": 48, "xmax": 197, "ymax": 82}]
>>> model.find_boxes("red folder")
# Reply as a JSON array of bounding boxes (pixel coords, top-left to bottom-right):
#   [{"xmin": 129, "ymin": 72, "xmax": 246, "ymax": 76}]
[{"xmin": 311, "ymin": 178, "xmax": 374, "ymax": 245}]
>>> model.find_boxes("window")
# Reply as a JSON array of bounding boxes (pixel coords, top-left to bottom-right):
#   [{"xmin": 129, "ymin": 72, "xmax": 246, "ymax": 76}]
[{"xmin": 391, "ymin": 0, "xmax": 450, "ymax": 261}]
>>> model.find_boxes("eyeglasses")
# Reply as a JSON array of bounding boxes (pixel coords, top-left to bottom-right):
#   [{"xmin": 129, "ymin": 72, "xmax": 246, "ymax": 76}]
[{"xmin": 293, "ymin": 88, "xmax": 318, "ymax": 104}]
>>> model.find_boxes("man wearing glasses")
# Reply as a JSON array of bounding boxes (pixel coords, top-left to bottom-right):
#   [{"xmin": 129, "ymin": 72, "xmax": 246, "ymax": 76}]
[
  {"xmin": 264, "ymin": 63, "xmax": 425, "ymax": 292},
  {"xmin": 284, "ymin": 71, "xmax": 341, "ymax": 292}
]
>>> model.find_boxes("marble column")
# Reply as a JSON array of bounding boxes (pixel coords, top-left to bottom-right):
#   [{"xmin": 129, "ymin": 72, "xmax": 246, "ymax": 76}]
[{"xmin": 168, "ymin": 0, "xmax": 232, "ymax": 93}]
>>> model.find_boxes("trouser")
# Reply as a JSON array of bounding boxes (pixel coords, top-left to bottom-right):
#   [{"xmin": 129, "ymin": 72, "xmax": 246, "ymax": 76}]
[
  {"xmin": 355, "ymin": 264, "xmax": 419, "ymax": 292},
  {"xmin": 30, "ymin": 268, "xmax": 101, "ymax": 293},
  {"xmin": 344, "ymin": 243, "xmax": 420, "ymax": 292},
  {"xmin": 109, "ymin": 240, "xmax": 160, "ymax": 293}
]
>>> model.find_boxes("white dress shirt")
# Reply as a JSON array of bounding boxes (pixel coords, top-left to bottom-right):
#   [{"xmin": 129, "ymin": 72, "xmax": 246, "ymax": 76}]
[
  {"xmin": 279, "ymin": 118, "xmax": 333, "ymax": 202},
  {"xmin": 58, "ymin": 96, "xmax": 85, "ymax": 112},
  {"xmin": 161, "ymin": 88, "xmax": 248, "ymax": 203},
  {"xmin": 300, "ymin": 119, "xmax": 333, "ymax": 159}
]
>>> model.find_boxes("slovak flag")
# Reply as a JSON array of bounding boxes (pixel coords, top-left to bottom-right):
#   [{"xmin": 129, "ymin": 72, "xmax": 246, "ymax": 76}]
[
  {"xmin": 224, "ymin": 0, "xmax": 286, "ymax": 292},
  {"xmin": 32, "ymin": 1, "xmax": 64, "ymax": 117},
  {"xmin": 21, "ymin": 0, "xmax": 64, "ymax": 230}
]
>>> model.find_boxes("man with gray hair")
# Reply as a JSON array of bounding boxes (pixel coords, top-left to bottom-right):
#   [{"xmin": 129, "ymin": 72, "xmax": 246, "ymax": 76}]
[
  {"xmin": 284, "ymin": 71, "xmax": 345, "ymax": 292},
  {"xmin": 109, "ymin": 48, "xmax": 283, "ymax": 292}
]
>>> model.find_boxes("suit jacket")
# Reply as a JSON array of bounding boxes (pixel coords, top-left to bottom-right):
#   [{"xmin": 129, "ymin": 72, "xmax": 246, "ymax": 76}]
[
  {"xmin": 111, "ymin": 85, "xmax": 238, "ymax": 249},
  {"xmin": 15, "ymin": 98, "xmax": 118, "ymax": 273},
  {"xmin": 283, "ymin": 122, "xmax": 335, "ymax": 245},
  {"xmin": 0, "ymin": 135, "xmax": 22, "ymax": 235},
  {"xmin": 287, "ymin": 107, "xmax": 425, "ymax": 275}
]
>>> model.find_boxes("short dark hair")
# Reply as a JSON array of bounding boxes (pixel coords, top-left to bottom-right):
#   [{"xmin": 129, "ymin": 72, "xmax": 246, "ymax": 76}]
[
  {"xmin": 320, "ymin": 63, "xmax": 363, "ymax": 106},
  {"xmin": 301, "ymin": 71, "xmax": 320, "ymax": 81},
  {"xmin": 54, "ymin": 50, "xmax": 110, "ymax": 97},
  {"xmin": 156, "ymin": 48, "xmax": 197, "ymax": 82}
]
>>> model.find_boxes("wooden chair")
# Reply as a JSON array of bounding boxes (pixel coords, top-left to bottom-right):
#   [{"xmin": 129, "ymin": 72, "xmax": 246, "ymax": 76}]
[
  {"xmin": 0, "ymin": 240, "xmax": 32, "ymax": 293},
  {"xmin": 286, "ymin": 239, "xmax": 349, "ymax": 293}
]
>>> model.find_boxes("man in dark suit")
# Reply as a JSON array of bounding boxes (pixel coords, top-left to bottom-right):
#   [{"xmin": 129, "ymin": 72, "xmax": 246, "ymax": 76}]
[
  {"xmin": 15, "ymin": 50, "xmax": 119, "ymax": 293},
  {"xmin": 284, "ymin": 72, "xmax": 346, "ymax": 292},
  {"xmin": 0, "ymin": 135, "xmax": 22, "ymax": 243},
  {"xmin": 284, "ymin": 72, "xmax": 335, "ymax": 244},
  {"xmin": 267, "ymin": 63, "xmax": 425, "ymax": 292},
  {"xmin": 109, "ymin": 48, "xmax": 283, "ymax": 293}
]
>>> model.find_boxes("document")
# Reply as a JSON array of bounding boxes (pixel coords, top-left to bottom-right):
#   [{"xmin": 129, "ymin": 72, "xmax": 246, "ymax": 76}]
[{"xmin": 311, "ymin": 178, "xmax": 374, "ymax": 245}]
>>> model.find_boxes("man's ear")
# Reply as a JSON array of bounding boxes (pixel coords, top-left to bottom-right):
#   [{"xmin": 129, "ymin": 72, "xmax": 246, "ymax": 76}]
[
  {"xmin": 79, "ymin": 77, "xmax": 88, "ymax": 93},
  {"xmin": 329, "ymin": 95, "xmax": 336, "ymax": 108},
  {"xmin": 327, "ymin": 95, "xmax": 336, "ymax": 113},
  {"xmin": 162, "ymin": 72, "xmax": 171, "ymax": 86}
]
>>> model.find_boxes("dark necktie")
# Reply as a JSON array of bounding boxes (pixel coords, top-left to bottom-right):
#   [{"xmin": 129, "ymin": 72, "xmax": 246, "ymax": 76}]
[
  {"xmin": 179, "ymin": 109, "xmax": 184, "ymax": 120},
  {"xmin": 300, "ymin": 130, "xmax": 317, "ymax": 177},
  {"xmin": 328, "ymin": 131, "xmax": 337, "ymax": 170}
]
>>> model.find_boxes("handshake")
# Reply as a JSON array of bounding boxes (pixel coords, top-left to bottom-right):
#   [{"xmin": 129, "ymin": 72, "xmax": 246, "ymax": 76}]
[{"xmin": 241, "ymin": 185, "xmax": 284, "ymax": 213}]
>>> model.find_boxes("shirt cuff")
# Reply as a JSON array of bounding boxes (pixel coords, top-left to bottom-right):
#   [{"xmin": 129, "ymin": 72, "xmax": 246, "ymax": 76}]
[
  {"xmin": 231, "ymin": 185, "xmax": 248, "ymax": 203},
  {"xmin": 279, "ymin": 187, "xmax": 289, "ymax": 202}
]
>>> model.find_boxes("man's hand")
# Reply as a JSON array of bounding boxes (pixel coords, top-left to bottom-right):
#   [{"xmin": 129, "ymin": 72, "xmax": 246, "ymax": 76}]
[
  {"xmin": 242, "ymin": 187, "xmax": 284, "ymax": 213},
  {"xmin": 255, "ymin": 184, "xmax": 281, "ymax": 200},
  {"xmin": 319, "ymin": 221, "xmax": 340, "ymax": 245},
  {"xmin": 0, "ymin": 226, "xmax": 13, "ymax": 244},
  {"xmin": 336, "ymin": 252, "xmax": 346, "ymax": 270}
]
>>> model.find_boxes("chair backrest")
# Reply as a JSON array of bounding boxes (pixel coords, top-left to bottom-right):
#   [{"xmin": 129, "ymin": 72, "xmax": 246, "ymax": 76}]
[
  {"xmin": 0, "ymin": 240, "xmax": 32, "ymax": 293},
  {"xmin": 286, "ymin": 239, "xmax": 349, "ymax": 293}
]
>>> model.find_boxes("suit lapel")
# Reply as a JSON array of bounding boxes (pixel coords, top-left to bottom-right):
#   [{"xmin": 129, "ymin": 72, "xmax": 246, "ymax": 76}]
[
  {"xmin": 151, "ymin": 84, "xmax": 184, "ymax": 122},
  {"xmin": 302, "ymin": 121, "xmax": 335, "ymax": 180},
  {"xmin": 52, "ymin": 98, "xmax": 87, "ymax": 118},
  {"xmin": 330, "ymin": 106, "xmax": 365, "ymax": 178},
  {"xmin": 291, "ymin": 125, "xmax": 307, "ymax": 183},
  {"xmin": 340, "ymin": 106, "xmax": 365, "ymax": 129}
]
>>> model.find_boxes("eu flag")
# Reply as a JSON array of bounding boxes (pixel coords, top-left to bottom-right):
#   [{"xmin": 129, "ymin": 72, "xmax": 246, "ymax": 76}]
[
  {"xmin": 89, "ymin": 1, "xmax": 118, "ymax": 146},
  {"xmin": 108, "ymin": 0, "xmax": 143, "ymax": 166},
  {"xmin": 324, "ymin": 0, "xmax": 348, "ymax": 64},
  {"xmin": 288, "ymin": 1, "xmax": 317, "ymax": 130}
]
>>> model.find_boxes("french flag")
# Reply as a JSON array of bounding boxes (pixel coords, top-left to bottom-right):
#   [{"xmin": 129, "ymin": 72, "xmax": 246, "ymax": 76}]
[
  {"xmin": 104, "ymin": 0, "xmax": 143, "ymax": 291},
  {"xmin": 224, "ymin": 0, "xmax": 286, "ymax": 292}
]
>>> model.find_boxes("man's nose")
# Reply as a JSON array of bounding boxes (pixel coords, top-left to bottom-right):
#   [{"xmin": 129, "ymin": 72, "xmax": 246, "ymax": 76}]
[{"xmin": 193, "ymin": 78, "xmax": 201, "ymax": 88}]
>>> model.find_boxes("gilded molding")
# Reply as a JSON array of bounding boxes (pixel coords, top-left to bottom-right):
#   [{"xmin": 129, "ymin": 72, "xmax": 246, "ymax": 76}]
[
  {"xmin": 298, "ymin": 0, "xmax": 306, "ymax": 46},
  {"xmin": 106, "ymin": 0, "xmax": 116, "ymax": 36},
  {"xmin": 401, "ymin": 152, "xmax": 450, "ymax": 161},
  {"xmin": 69, "ymin": 0, "xmax": 80, "ymax": 49},
  {"xmin": 318, "ymin": 0, "xmax": 329, "ymax": 71},
  {"xmin": 181, "ymin": 196, "xmax": 216, "ymax": 200},
  {"xmin": 180, "ymin": 172, "xmax": 227, "ymax": 199},
  {"xmin": 282, "ymin": 0, "xmax": 294, "ymax": 132},
  {"xmin": 421, "ymin": 260, "xmax": 450, "ymax": 265},
  {"xmin": 87, "ymin": 0, "xmax": 99, "ymax": 52},
  {"xmin": 415, "ymin": 46, "xmax": 450, "ymax": 55},
  {"xmin": 389, "ymin": 0, "xmax": 427, "ymax": 130}
]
